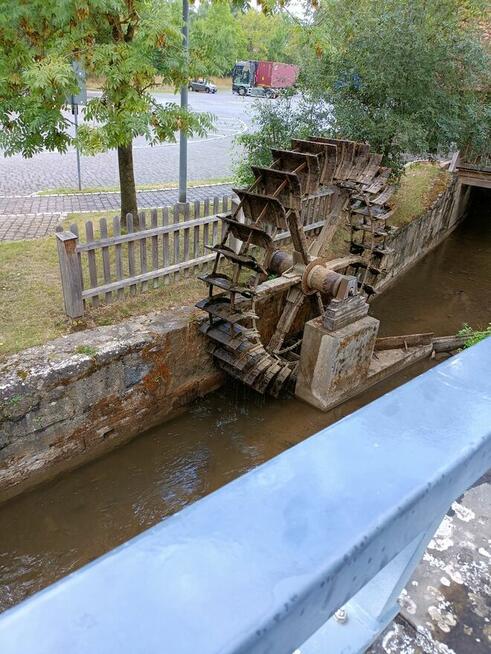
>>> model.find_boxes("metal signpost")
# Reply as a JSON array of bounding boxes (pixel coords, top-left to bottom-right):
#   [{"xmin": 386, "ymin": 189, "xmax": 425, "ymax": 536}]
[
  {"xmin": 179, "ymin": 0, "xmax": 189, "ymax": 203},
  {"xmin": 70, "ymin": 61, "xmax": 87, "ymax": 192}
]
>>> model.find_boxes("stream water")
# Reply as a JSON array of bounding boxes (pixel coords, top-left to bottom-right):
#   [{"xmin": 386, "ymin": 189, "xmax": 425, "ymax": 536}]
[{"xmin": 0, "ymin": 189, "xmax": 489, "ymax": 613}]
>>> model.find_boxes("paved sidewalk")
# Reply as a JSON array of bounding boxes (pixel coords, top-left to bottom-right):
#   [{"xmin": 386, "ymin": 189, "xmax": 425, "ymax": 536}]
[
  {"xmin": 0, "ymin": 184, "xmax": 233, "ymax": 241},
  {"xmin": 0, "ymin": 213, "xmax": 66, "ymax": 241},
  {"xmin": 0, "ymin": 183, "xmax": 233, "ymax": 215}
]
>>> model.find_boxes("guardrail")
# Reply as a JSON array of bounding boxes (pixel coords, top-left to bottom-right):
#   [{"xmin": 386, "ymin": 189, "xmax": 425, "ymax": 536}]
[
  {"xmin": 55, "ymin": 194, "xmax": 324, "ymax": 318},
  {"xmin": 1, "ymin": 340, "xmax": 489, "ymax": 654}
]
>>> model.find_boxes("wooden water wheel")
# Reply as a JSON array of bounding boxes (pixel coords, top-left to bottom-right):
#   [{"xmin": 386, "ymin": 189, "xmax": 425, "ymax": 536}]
[{"xmin": 196, "ymin": 137, "xmax": 394, "ymax": 396}]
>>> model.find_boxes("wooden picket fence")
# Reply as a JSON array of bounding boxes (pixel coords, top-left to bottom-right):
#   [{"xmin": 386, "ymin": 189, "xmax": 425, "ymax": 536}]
[{"xmin": 56, "ymin": 193, "xmax": 326, "ymax": 318}]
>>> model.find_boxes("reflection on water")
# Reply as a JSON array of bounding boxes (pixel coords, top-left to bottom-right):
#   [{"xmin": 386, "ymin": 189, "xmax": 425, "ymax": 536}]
[{"xmin": 0, "ymin": 191, "xmax": 490, "ymax": 611}]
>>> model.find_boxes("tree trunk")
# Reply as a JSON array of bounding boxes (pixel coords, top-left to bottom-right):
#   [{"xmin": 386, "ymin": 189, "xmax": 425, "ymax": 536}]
[{"xmin": 118, "ymin": 142, "xmax": 138, "ymax": 228}]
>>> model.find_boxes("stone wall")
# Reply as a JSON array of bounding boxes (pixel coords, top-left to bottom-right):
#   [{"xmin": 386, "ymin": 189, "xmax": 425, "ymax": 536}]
[
  {"xmin": 0, "ymin": 310, "xmax": 223, "ymax": 497},
  {"xmin": 376, "ymin": 177, "xmax": 469, "ymax": 292}
]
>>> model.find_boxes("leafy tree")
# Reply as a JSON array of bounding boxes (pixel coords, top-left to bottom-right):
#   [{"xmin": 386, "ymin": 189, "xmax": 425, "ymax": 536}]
[
  {"xmin": 190, "ymin": 2, "xmax": 247, "ymax": 76},
  {"xmin": 237, "ymin": 10, "xmax": 299, "ymax": 63},
  {"xmin": 0, "ymin": 1, "xmax": 306, "ymax": 222},
  {"xmin": 308, "ymin": 0, "xmax": 490, "ymax": 170},
  {"xmin": 235, "ymin": 0, "xmax": 489, "ymax": 181},
  {"xmin": 0, "ymin": 0, "xmax": 213, "ymax": 223}
]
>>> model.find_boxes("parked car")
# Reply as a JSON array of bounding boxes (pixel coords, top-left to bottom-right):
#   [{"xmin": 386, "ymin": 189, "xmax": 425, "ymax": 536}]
[{"xmin": 188, "ymin": 79, "xmax": 217, "ymax": 94}]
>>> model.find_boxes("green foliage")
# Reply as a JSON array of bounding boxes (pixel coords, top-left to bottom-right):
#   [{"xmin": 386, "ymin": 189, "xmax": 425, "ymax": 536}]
[
  {"xmin": 190, "ymin": 3, "xmax": 246, "ymax": 77},
  {"xmin": 307, "ymin": 0, "xmax": 491, "ymax": 170},
  {"xmin": 0, "ymin": 1, "xmax": 308, "ymax": 159},
  {"xmin": 75, "ymin": 345, "xmax": 98, "ymax": 357},
  {"xmin": 239, "ymin": 0, "xmax": 490, "ymax": 176},
  {"xmin": 458, "ymin": 323, "xmax": 491, "ymax": 348},
  {"xmin": 187, "ymin": 2, "xmax": 306, "ymax": 77},
  {"xmin": 234, "ymin": 91, "xmax": 331, "ymax": 185},
  {"xmin": 236, "ymin": 10, "xmax": 300, "ymax": 64},
  {"xmin": 0, "ymin": 0, "xmax": 214, "ymax": 158}
]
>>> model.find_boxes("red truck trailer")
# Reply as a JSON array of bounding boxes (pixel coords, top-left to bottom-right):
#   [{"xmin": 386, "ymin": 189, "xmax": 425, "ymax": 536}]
[{"xmin": 232, "ymin": 60, "xmax": 299, "ymax": 97}]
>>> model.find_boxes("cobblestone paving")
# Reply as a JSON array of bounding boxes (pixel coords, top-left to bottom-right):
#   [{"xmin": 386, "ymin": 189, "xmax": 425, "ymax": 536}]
[
  {"xmin": 0, "ymin": 88, "xmax": 252, "ymax": 197},
  {"xmin": 0, "ymin": 122, "xmax": 239, "ymax": 197},
  {"xmin": 0, "ymin": 213, "xmax": 65, "ymax": 241},
  {"xmin": 0, "ymin": 184, "xmax": 233, "ymax": 240}
]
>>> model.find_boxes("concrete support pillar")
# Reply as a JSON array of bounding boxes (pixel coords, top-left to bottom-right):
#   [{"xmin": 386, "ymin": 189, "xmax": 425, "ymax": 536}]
[{"xmin": 295, "ymin": 298, "xmax": 379, "ymax": 411}]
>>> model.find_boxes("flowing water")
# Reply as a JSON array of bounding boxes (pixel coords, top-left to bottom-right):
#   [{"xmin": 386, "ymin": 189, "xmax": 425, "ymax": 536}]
[{"xmin": 0, "ymin": 189, "xmax": 490, "ymax": 612}]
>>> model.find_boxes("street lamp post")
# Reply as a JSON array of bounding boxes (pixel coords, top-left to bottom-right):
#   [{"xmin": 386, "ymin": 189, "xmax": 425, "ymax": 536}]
[{"xmin": 179, "ymin": 0, "xmax": 189, "ymax": 203}]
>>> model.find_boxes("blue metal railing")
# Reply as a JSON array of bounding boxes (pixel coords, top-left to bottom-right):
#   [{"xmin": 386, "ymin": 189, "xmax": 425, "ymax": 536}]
[{"xmin": 0, "ymin": 339, "xmax": 490, "ymax": 654}]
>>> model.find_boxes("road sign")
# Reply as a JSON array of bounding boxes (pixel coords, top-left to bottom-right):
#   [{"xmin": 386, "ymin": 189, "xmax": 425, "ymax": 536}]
[
  {"xmin": 70, "ymin": 60, "xmax": 87, "ymax": 106},
  {"xmin": 68, "ymin": 61, "xmax": 86, "ymax": 191}
]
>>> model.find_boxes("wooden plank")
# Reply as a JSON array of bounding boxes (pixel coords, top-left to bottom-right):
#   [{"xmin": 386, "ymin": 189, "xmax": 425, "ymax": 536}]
[
  {"xmin": 375, "ymin": 333, "xmax": 434, "ymax": 351},
  {"xmin": 151, "ymin": 209, "xmax": 159, "ymax": 289},
  {"xmin": 56, "ymin": 231, "xmax": 84, "ymax": 318},
  {"xmin": 162, "ymin": 207, "xmax": 170, "ymax": 285},
  {"xmin": 76, "ymin": 215, "xmax": 221, "ymax": 251},
  {"xmin": 193, "ymin": 200, "xmax": 201, "ymax": 256},
  {"xmin": 182, "ymin": 203, "xmax": 190, "ymax": 276},
  {"xmin": 183, "ymin": 227, "xmax": 191, "ymax": 273},
  {"xmin": 70, "ymin": 223, "xmax": 84, "ymax": 295},
  {"xmin": 212, "ymin": 214, "xmax": 219, "ymax": 248},
  {"xmin": 127, "ymin": 213, "xmax": 137, "ymax": 295},
  {"xmin": 221, "ymin": 196, "xmax": 231, "ymax": 241},
  {"xmin": 203, "ymin": 199, "xmax": 210, "ymax": 272},
  {"xmin": 82, "ymin": 253, "xmax": 219, "ymax": 298},
  {"xmin": 139, "ymin": 212, "xmax": 148, "ymax": 292},
  {"xmin": 173, "ymin": 205, "xmax": 180, "ymax": 279},
  {"xmin": 85, "ymin": 220, "xmax": 99, "ymax": 307},
  {"xmin": 432, "ymin": 335, "xmax": 467, "ymax": 352},
  {"xmin": 113, "ymin": 215, "xmax": 124, "ymax": 299},
  {"xmin": 99, "ymin": 218, "xmax": 112, "ymax": 303},
  {"xmin": 274, "ymin": 219, "xmax": 325, "ymax": 243}
]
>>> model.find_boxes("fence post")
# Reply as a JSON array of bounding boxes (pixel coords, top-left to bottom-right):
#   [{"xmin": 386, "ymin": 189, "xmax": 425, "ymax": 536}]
[
  {"xmin": 56, "ymin": 231, "xmax": 84, "ymax": 318},
  {"xmin": 229, "ymin": 197, "xmax": 244, "ymax": 253}
]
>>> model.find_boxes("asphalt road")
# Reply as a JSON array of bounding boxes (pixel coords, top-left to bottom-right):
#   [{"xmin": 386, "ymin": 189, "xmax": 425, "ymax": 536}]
[{"xmin": 0, "ymin": 89, "xmax": 257, "ymax": 197}]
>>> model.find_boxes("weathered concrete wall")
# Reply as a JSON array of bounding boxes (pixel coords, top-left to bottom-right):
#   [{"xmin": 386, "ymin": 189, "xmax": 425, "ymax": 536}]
[
  {"xmin": 0, "ymin": 310, "xmax": 223, "ymax": 497},
  {"xmin": 296, "ymin": 315, "xmax": 380, "ymax": 411},
  {"xmin": 377, "ymin": 177, "xmax": 470, "ymax": 293},
  {"xmin": 0, "ymin": 291, "xmax": 290, "ymax": 497}
]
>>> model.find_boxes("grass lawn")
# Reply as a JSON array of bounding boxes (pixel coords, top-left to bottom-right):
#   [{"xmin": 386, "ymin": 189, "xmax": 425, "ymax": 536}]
[
  {"xmin": 0, "ymin": 231, "xmax": 205, "ymax": 358},
  {"xmin": 390, "ymin": 162, "xmax": 450, "ymax": 227},
  {"xmin": 0, "ymin": 162, "xmax": 449, "ymax": 359},
  {"xmin": 37, "ymin": 177, "xmax": 232, "ymax": 196},
  {"xmin": 87, "ymin": 76, "xmax": 232, "ymax": 94}
]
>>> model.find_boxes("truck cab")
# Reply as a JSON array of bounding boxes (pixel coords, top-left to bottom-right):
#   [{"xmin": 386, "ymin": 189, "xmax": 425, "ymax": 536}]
[
  {"xmin": 232, "ymin": 60, "xmax": 298, "ymax": 98},
  {"xmin": 232, "ymin": 61, "xmax": 255, "ymax": 96}
]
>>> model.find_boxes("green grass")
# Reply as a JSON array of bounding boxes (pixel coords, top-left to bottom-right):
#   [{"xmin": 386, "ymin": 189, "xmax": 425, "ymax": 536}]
[
  {"xmin": 0, "ymin": 163, "xmax": 449, "ymax": 359},
  {"xmin": 87, "ymin": 76, "xmax": 232, "ymax": 94},
  {"xmin": 458, "ymin": 323, "xmax": 491, "ymax": 348},
  {"xmin": 390, "ymin": 163, "xmax": 451, "ymax": 228},
  {"xmin": 37, "ymin": 177, "xmax": 232, "ymax": 196},
  {"xmin": 0, "ymin": 229, "xmax": 205, "ymax": 358}
]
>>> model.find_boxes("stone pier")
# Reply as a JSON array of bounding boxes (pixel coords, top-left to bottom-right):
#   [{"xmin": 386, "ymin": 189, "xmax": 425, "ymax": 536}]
[{"xmin": 295, "ymin": 296, "xmax": 379, "ymax": 411}]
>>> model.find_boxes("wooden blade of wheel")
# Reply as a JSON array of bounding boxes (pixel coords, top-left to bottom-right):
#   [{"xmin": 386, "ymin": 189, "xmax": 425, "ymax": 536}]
[
  {"xmin": 309, "ymin": 188, "xmax": 350, "ymax": 258},
  {"xmin": 267, "ymin": 285, "xmax": 306, "ymax": 353}
]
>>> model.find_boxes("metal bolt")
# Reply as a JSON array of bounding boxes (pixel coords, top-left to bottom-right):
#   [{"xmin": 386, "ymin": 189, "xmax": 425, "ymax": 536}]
[{"xmin": 334, "ymin": 608, "xmax": 348, "ymax": 624}]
